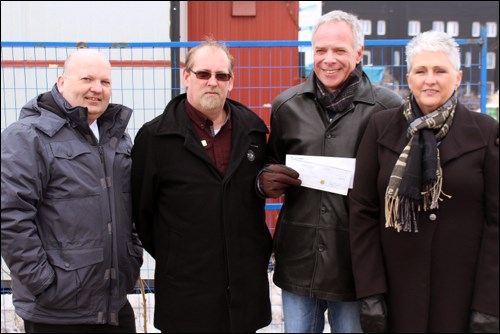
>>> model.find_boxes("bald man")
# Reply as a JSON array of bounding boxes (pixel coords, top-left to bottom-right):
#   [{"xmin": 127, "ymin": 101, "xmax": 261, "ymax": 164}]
[{"xmin": 1, "ymin": 49, "xmax": 143, "ymax": 333}]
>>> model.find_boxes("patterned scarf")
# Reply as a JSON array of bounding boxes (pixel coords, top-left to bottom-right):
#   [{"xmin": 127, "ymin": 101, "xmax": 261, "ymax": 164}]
[
  {"xmin": 316, "ymin": 64, "xmax": 363, "ymax": 120},
  {"xmin": 385, "ymin": 92, "xmax": 457, "ymax": 232}
]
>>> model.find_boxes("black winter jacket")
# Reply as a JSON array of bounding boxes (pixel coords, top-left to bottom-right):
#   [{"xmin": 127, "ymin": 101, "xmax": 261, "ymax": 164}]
[
  {"xmin": 131, "ymin": 94, "xmax": 273, "ymax": 332},
  {"xmin": 267, "ymin": 72, "xmax": 403, "ymax": 301}
]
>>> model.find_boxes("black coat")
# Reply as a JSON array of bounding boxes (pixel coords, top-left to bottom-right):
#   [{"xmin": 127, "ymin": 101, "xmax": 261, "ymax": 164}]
[
  {"xmin": 131, "ymin": 94, "xmax": 272, "ymax": 333},
  {"xmin": 350, "ymin": 103, "xmax": 499, "ymax": 332},
  {"xmin": 267, "ymin": 72, "xmax": 403, "ymax": 300}
]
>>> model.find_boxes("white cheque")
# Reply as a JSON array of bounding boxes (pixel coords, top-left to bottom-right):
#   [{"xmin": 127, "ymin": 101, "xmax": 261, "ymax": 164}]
[{"xmin": 285, "ymin": 154, "xmax": 356, "ymax": 195}]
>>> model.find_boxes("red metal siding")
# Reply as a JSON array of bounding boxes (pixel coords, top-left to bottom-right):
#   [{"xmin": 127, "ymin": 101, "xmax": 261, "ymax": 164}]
[
  {"xmin": 188, "ymin": 1, "xmax": 300, "ymax": 234},
  {"xmin": 188, "ymin": 1, "xmax": 299, "ymax": 41},
  {"xmin": 188, "ymin": 1, "xmax": 300, "ymax": 113}
]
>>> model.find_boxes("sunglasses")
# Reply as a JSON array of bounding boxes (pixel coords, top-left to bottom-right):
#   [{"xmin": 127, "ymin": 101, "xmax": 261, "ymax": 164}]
[{"xmin": 189, "ymin": 70, "xmax": 232, "ymax": 82}]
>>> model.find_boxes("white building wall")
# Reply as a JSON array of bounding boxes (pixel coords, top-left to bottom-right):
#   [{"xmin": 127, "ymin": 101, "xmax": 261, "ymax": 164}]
[
  {"xmin": 1, "ymin": 1, "xmax": 173, "ymax": 42},
  {"xmin": 1, "ymin": 1, "xmax": 189, "ymax": 286},
  {"xmin": 1, "ymin": 1, "xmax": 189, "ymax": 121}
]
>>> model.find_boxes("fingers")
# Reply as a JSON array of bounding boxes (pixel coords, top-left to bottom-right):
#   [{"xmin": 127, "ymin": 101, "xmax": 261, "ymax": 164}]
[
  {"xmin": 264, "ymin": 164, "xmax": 300, "ymax": 179},
  {"xmin": 269, "ymin": 170, "xmax": 302, "ymax": 187},
  {"xmin": 258, "ymin": 164, "xmax": 302, "ymax": 198}
]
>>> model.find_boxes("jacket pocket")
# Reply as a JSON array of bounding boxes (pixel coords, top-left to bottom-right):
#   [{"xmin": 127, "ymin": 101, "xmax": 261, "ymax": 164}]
[
  {"xmin": 37, "ymin": 248, "xmax": 104, "ymax": 310},
  {"xmin": 123, "ymin": 241, "xmax": 143, "ymax": 293},
  {"xmin": 47, "ymin": 140, "xmax": 97, "ymax": 198},
  {"xmin": 115, "ymin": 140, "xmax": 132, "ymax": 193},
  {"xmin": 50, "ymin": 140, "xmax": 91, "ymax": 160}
]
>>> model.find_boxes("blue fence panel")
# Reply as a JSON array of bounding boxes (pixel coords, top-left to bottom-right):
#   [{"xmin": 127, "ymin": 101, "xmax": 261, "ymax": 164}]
[{"xmin": 0, "ymin": 34, "xmax": 490, "ymax": 332}]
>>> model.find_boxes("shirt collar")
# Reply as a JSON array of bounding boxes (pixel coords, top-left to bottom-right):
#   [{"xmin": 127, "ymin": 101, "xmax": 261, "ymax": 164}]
[{"xmin": 185, "ymin": 100, "xmax": 232, "ymax": 131}]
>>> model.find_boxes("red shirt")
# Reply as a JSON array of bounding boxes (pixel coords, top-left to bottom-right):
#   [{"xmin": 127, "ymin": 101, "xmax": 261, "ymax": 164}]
[{"xmin": 185, "ymin": 100, "xmax": 232, "ymax": 175}]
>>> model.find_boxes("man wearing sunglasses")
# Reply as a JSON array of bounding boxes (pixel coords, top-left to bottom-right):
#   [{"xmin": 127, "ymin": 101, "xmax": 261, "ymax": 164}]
[{"xmin": 131, "ymin": 40, "xmax": 272, "ymax": 333}]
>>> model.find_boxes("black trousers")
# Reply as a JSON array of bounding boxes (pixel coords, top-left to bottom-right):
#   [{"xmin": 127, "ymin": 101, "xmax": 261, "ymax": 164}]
[{"xmin": 23, "ymin": 300, "xmax": 136, "ymax": 333}]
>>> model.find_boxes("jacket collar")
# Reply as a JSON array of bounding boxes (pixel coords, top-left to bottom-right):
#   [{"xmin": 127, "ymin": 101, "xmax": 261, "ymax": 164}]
[
  {"xmin": 153, "ymin": 94, "xmax": 268, "ymax": 179},
  {"xmin": 153, "ymin": 93, "xmax": 267, "ymax": 136},
  {"xmin": 25, "ymin": 85, "xmax": 132, "ymax": 144},
  {"xmin": 296, "ymin": 70, "xmax": 378, "ymax": 106},
  {"xmin": 378, "ymin": 103, "xmax": 487, "ymax": 165}
]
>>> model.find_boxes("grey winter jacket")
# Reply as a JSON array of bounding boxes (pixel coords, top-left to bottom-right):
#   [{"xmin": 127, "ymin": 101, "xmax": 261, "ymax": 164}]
[
  {"xmin": 1, "ymin": 85, "xmax": 143, "ymax": 325},
  {"xmin": 268, "ymin": 72, "xmax": 403, "ymax": 301}
]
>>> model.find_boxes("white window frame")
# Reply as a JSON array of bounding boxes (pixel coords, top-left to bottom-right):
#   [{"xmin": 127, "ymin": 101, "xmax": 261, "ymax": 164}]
[
  {"xmin": 472, "ymin": 22, "xmax": 481, "ymax": 37},
  {"xmin": 487, "ymin": 52, "xmax": 496, "ymax": 69},
  {"xmin": 433, "ymin": 21, "xmax": 445, "ymax": 32},
  {"xmin": 486, "ymin": 22, "xmax": 497, "ymax": 37},
  {"xmin": 446, "ymin": 21, "xmax": 459, "ymax": 37},
  {"xmin": 464, "ymin": 51, "xmax": 472, "ymax": 68},
  {"xmin": 408, "ymin": 21, "xmax": 421, "ymax": 36},
  {"xmin": 361, "ymin": 20, "xmax": 372, "ymax": 36},
  {"xmin": 377, "ymin": 20, "xmax": 386, "ymax": 36},
  {"xmin": 393, "ymin": 50, "xmax": 401, "ymax": 67},
  {"xmin": 363, "ymin": 50, "xmax": 372, "ymax": 66}
]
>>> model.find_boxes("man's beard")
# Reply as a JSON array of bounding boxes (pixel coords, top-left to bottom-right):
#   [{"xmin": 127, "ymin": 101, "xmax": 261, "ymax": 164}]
[{"xmin": 200, "ymin": 92, "xmax": 223, "ymax": 111}]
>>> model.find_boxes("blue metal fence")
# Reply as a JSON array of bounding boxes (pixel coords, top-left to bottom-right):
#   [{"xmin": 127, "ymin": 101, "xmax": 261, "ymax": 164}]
[{"xmin": 0, "ymin": 33, "xmax": 491, "ymax": 332}]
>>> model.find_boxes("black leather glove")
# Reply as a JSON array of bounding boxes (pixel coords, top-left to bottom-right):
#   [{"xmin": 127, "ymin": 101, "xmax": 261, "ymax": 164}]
[
  {"xmin": 257, "ymin": 164, "xmax": 301, "ymax": 198},
  {"xmin": 469, "ymin": 310, "xmax": 499, "ymax": 333},
  {"xmin": 360, "ymin": 294, "xmax": 387, "ymax": 333}
]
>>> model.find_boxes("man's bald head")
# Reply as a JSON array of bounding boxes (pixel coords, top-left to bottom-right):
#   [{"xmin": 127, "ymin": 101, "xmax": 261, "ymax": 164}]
[
  {"xmin": 57, "ymin": 49, "xmax": 112, "ymax": 124},
  {"xmin": 62, "ymin": 49, "xmax": 111, "ymax": 75}
]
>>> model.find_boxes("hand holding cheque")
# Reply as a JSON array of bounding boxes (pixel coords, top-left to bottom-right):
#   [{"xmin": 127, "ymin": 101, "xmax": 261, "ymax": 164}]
[
  {"xmin": 258, "ymin": 155, "xmax": 356, "ymax": 198},
  {"xmin": 286, "ymin": 155, "xmax": 356, "ymax": 196},
  {"xmin": 258, "ymin": 164, "xmax": 302, "ymax": 198}
]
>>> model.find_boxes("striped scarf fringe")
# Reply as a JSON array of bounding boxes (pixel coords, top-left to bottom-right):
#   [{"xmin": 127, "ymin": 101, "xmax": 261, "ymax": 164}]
[
  {"xmin": 385, "ymin": 94, "xmax": 456, "ymax": 232},
  {"xmin": 385, "ymin": 151, "xmax": 450, "ymax": 232}
]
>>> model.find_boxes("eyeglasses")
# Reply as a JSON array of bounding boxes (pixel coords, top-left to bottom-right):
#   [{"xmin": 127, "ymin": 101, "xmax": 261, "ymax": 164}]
[{"xmin": 189, "ymin": 70, "xmax": 232, "ymax": 82}]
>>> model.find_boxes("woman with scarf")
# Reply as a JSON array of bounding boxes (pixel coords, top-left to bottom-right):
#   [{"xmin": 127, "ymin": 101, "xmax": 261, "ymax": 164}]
[{"xmin": 349, "ymin": 30, "xmax": 499, "ymax": 333}]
